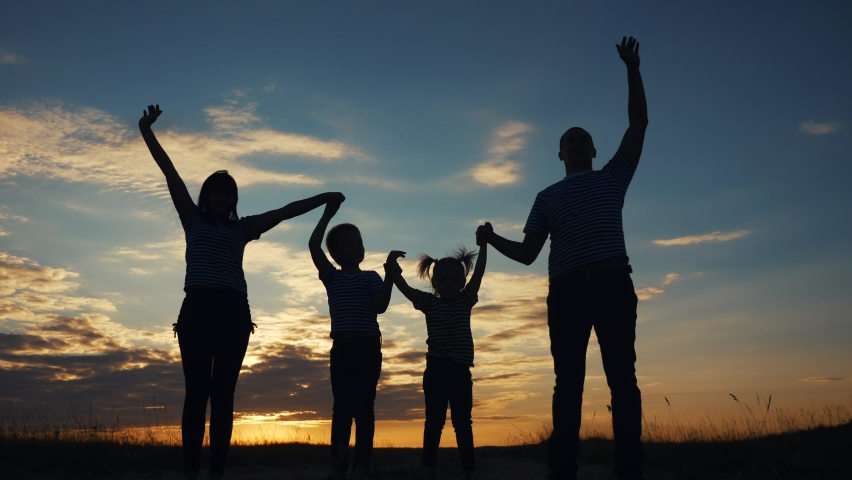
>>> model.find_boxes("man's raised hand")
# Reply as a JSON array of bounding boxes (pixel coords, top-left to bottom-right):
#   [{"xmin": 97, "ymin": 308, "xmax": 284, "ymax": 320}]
[
  {"xmin": 139, "ymin": 104, "xmax": 162, "ymax": 129},
  {"xmin": 616, "ymin": 36, "xmax": 640, "ymax": 68}
]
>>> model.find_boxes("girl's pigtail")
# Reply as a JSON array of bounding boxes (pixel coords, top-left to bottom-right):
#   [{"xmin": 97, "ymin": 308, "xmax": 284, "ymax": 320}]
[
  {"xmin": 453, "ymin": 245, "xmax": 478, "ymax": 276},
  {"xmin": 417, "ymin": 254, "xmax": 436, "ymax": 281}
]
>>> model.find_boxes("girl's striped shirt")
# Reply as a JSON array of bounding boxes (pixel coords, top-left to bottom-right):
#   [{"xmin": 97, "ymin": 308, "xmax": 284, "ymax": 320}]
[
  {"xmin": 181, "ymin": 205, "xmax": 259, "ymax": 293},
  {"xmin": 415, "ymin": 288, "xmax": 477, "ymax": 367},
  {"xmin": 524, "ymin": 150, "xmax": 636, "ymax": 279}
]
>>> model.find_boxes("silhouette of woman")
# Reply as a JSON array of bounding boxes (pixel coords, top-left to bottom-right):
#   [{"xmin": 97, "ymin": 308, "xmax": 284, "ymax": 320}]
[{"xmin": 139, "ymin": 104, "xmax": 344, "ymax": 480}]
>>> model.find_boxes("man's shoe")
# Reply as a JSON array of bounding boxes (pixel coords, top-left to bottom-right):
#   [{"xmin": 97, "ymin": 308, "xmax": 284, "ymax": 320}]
[
  {"xmin": 349, "ymin": 464, "xmax": 370, "ymax": 480},
  {"xmin": 546, "ymin": 472, "xmax": 577, "ymax": 480}
]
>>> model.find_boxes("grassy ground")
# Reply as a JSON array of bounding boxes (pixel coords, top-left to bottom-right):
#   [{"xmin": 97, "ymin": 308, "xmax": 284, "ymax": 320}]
[
  {"xmin": 2, "ymin": 422, "xmax": 850, "ymax": 479},
  {"xmin": 2, "ymin": 398, "xmax": 851, "ymax": 479}
]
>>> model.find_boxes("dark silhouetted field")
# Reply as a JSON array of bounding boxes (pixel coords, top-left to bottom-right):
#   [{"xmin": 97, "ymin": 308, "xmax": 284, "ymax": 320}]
[{"xmin": 3, "ymin": 397, "xmax": 851, "ymax": 479}]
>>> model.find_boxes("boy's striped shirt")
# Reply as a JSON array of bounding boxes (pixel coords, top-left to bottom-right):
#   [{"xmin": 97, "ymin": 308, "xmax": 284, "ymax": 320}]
[
  {"xmin": 524, "ymin": 150, "xmax": 636, "ymax": 279},
  {"xmin": 416, "ymin": 288, "xmax": 477, "ymax": 367},
  {"xmin": 322, "ymin": 264, "xmax": 383, "ymax": 337},
  {"xmin": 181, "ymin": 205, "xmax": 259, "ymax": 293}
]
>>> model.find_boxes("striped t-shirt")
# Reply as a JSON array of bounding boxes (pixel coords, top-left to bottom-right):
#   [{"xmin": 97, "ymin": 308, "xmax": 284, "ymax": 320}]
[
  {"xmin": 415, "ymin": 288, "xmax": 477, "ymax": 367},
  {"xmin": 181, "ymin": 205, "xmax": 259, "ymax": 293},
  {"xmin": 321, "ymin": 264, "xmax": 384, "ymax": 337},
  {"xmin": 524, "ymin": 150, "xmax": 636, "ymax": 279}
]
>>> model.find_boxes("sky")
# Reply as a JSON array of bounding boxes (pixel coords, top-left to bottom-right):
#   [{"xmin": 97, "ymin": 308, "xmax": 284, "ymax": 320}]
[{"xmin": 1, "ymin": 1, "xmax": 851, "ymax": 447}]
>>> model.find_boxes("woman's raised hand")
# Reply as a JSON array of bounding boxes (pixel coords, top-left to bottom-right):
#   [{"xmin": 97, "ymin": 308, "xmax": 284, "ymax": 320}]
[{"xmin": 139, "ymin": 104, "xmax": 163, "ymax": 129}]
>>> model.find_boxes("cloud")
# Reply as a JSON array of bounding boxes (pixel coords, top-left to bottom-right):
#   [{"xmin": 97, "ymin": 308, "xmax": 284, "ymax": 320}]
[
  {"xmin": 0, "ymin": 51, "xmax": 22, "ymax": 65},
  {"xmin": 635, "ymin": 273, "xmax": 681, "ymax": 301},
  {"xmin": 0, "ymin": 252, "xmax": 81, "ymax": 296},
  {"xmin": 653, "ymin": 230, "xmax": 752, "ymax": 247},
  {"xmin": 800, "ymin": 376, "xmax": 849, "ymax": 384},
  {"xmin": 6, "ymin": 292, "xmax": 116, "ymax": 313},
  {"xmin": 470, "ymin": 122, "xmax": 532, "ymax": 186},
  {"xmin": 799, "ymin": 120, "xmax": 842, "ymax": 135},
  {"xmin": 0, "ymin": 101, "xmax": 367, "ymax": 194},
  {"xmin": 0, "ymin": 206, "xmax": 29, "ymax": 222},
  {"xmin": 109, "ymin": 236, "xmax": 185, "ymax": 262}
]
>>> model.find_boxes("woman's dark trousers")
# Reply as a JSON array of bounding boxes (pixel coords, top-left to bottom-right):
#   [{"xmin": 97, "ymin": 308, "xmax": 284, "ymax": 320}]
[
  {"xmin": 421, "ymin": 356, "xmax": 475, "ymax": 472},
  {"xmin": 546, "ymin": 272, "xmax": 643, "ymax": 478},
  {"xmin": 329, "ymin": 336, "xmax": 382, "ymax": 474},
  {"xmin": 177, "ymin": 289, "xmax": 252, "ymax": 476}
]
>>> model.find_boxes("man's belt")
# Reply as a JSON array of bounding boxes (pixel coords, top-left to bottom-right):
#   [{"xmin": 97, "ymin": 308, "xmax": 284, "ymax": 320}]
[{"xmin": 553, "ymin": 264, "xmax": 633, "ymax": 282}]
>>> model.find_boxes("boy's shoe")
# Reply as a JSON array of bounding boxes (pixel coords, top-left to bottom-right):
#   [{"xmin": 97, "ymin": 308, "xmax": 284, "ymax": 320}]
[
  {"xmin": 324, "ymin": 467, "xmax": 347, "ymax": 480},
  {"xmin": 349, "ymin": 464, "xmax": 370, "ymax": 480},
  {"xmin": 422, "ymin": 467, "xmax": 438, "ymax": 480}
]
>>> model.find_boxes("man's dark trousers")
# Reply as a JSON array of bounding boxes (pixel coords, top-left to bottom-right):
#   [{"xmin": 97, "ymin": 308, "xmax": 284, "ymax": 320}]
[{"xmin": 546, "ymin": 270, "xmax": 643, "ymax": 478}]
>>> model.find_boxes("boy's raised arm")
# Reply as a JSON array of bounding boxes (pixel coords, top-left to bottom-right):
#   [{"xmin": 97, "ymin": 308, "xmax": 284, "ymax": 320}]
[
  {"xmin": 252, "ymin": 192, "xmax": 344, "ymax": 239},
  {"xmin": 384, "ymin": 251, "xmax": 420, "ymax": 308},
  {"xmin": 373, "ymin": 250, "xmax": 405, "ymax": 314},
  {"xmin": 309, "ymin": 201, "xmax": 340, "ymax": 276}
]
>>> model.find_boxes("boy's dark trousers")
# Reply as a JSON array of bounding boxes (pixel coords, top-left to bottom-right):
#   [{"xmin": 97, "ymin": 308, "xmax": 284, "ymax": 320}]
[
  {"xmin": 422, "ymin": 355, "xmax": 475, "ymax": 472},
  {"xmin": 176, "ymin": 289, "xmax": 252, "ymax": 475},
  {"xmin": 329, "ymin": 335, "xmax": 382, "ymax": 473},
  {"xmin": 546, "ymin": 270, "xmax": 643, "ymax": 479}
]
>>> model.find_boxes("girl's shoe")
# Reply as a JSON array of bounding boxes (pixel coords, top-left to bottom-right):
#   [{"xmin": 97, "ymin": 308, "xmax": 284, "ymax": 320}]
[{"xmin": 349, "ymin": 464, "xmax": 370, "ymax": 480}]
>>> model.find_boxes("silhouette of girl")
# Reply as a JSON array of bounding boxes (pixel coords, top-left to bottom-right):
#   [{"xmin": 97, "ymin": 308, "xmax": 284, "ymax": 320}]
[
  {"xmin": 139, "ymin": 105, "xmax": 344, "ymax": 480},
  {"xmin": 384, "ymin": 242, "xmax": 487, "ymax": 480}
]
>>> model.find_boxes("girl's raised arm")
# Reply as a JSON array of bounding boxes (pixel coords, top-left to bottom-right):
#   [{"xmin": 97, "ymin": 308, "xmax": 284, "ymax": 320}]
[
  {"xmin": 252, "ymin": 192, "xmax": 343, "ymax": 239},
  {"xmin": 139, "ymin": 105, "xmax": 194, "ymax": 219},
  {"xmin": 465, "ymin": 242, "xmax": 487, "ymax": 296}
]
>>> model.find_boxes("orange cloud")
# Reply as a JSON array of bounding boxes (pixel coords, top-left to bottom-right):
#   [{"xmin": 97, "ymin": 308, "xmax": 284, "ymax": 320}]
[
  {"xmin": 653, "ymin": 230, "xmax": 752, "ymax": 246},
  {"xmin": 470, "ymin": 122, "xmax": 532, "ymax": 186},
  {"xmin": 0, "ymin": 101, "xmax": 368, "ymax": 194},
  {"xmin": 799, "ymin": 120, "xmax": 842, "ymax": 135}
]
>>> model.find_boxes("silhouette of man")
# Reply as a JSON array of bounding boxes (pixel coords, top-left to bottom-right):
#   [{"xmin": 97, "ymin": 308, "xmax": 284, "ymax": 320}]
[{"xmin": 477, "ymin": 37, "xmax": 647, "ymax": 480}]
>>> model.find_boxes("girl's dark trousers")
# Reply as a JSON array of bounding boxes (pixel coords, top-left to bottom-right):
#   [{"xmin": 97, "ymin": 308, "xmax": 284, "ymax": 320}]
[
  {"xmin": 176, "ymin": 288, "xmax": 252, "ymax": 476},
  {"xmin": 421, "ymin": 355, "xmax": 475, "ymax": 472},
  {"xmin": 546, "ymin": 270, "xmax": 643, "ymax": 479},
  {"xmin": 329, "ymin": 335, "xmax": 382, "ymax": 474}
]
